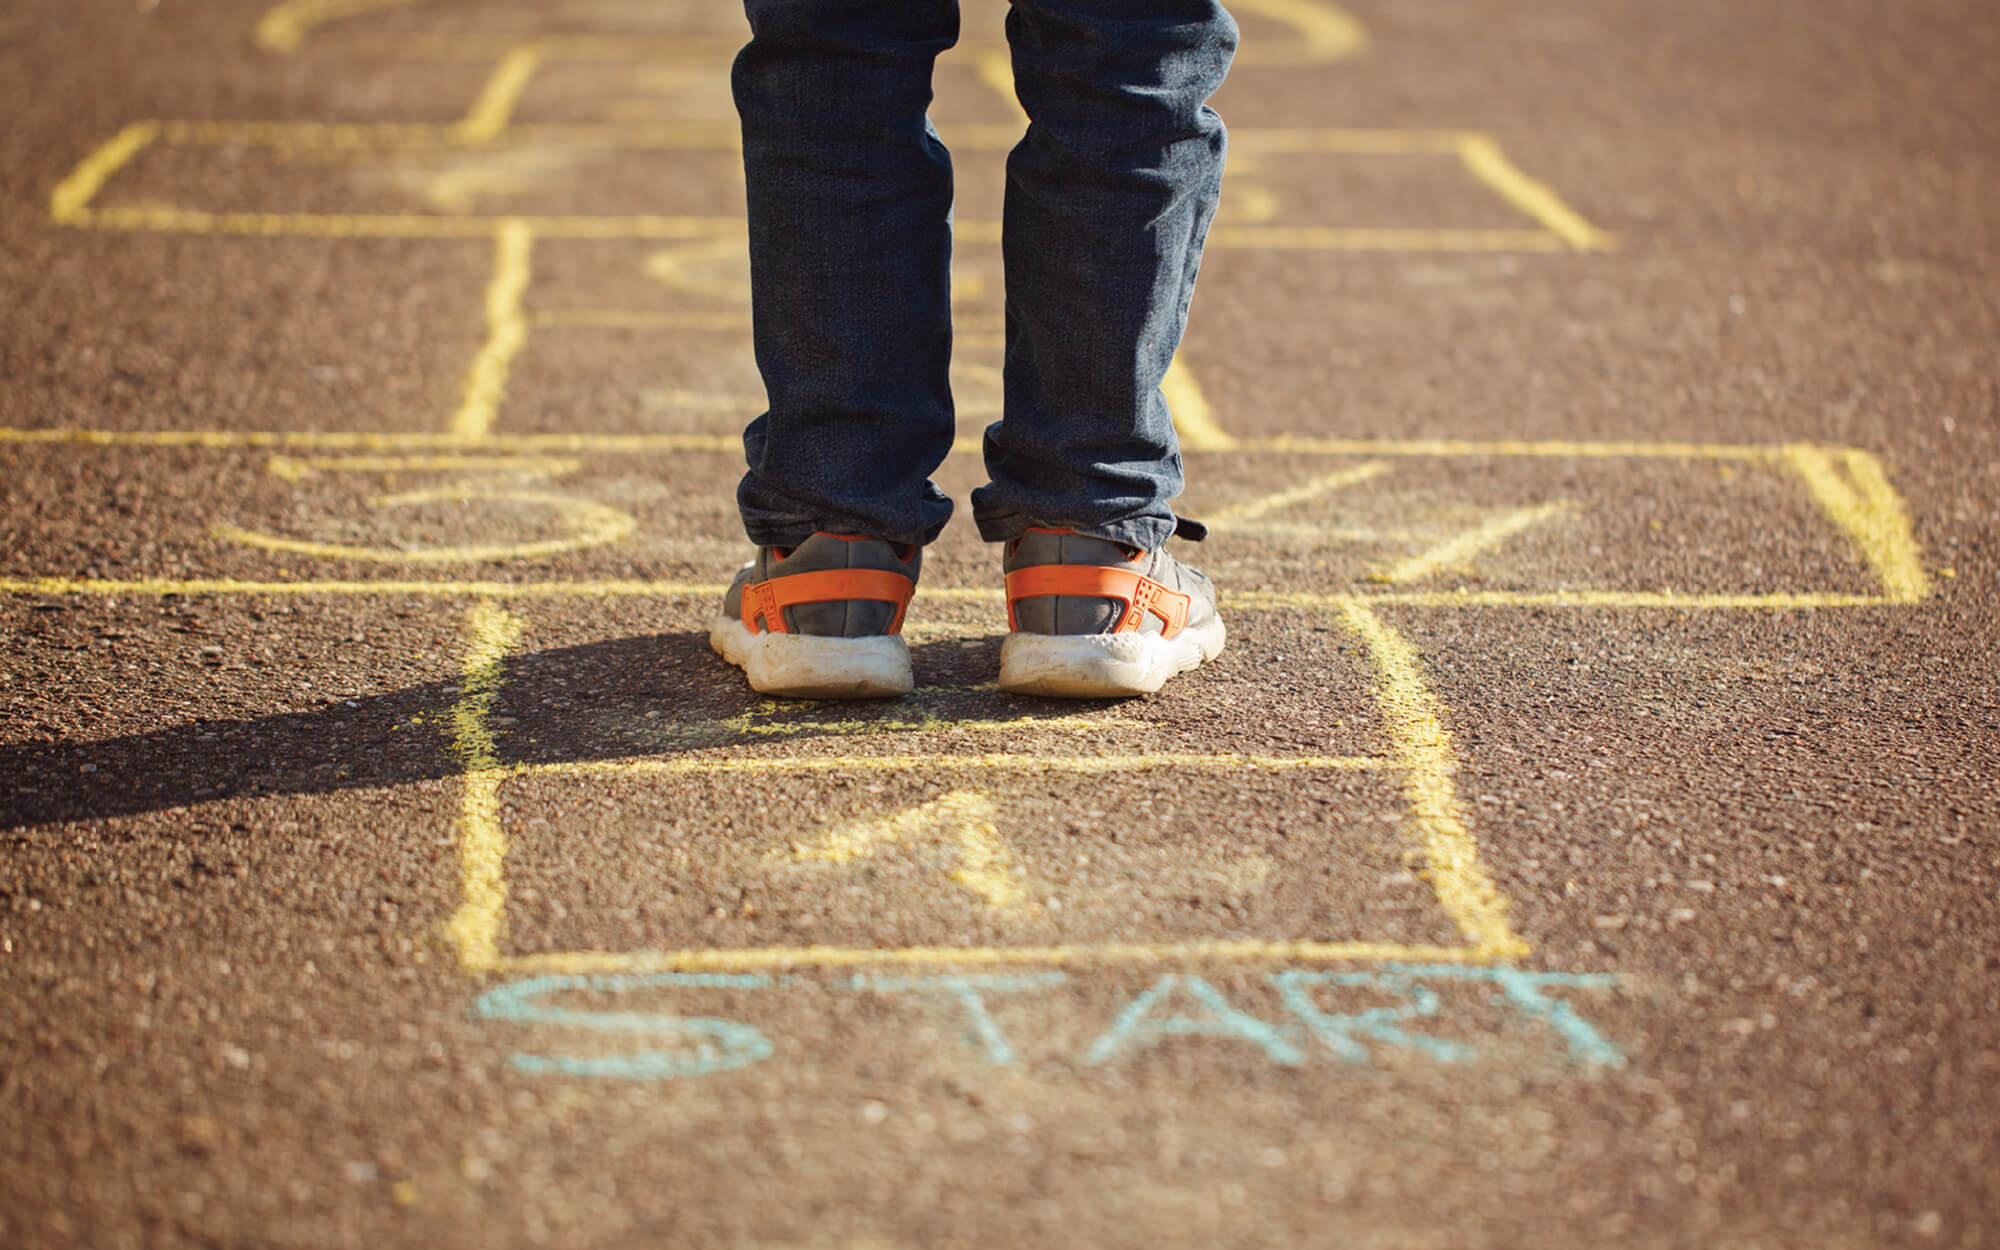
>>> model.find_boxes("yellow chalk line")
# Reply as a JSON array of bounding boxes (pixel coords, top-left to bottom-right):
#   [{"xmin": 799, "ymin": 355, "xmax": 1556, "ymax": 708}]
[
  {"xmin": 490, "ymin": 939, "xmax": 1491, "ymax": 975},
  {"xmin": 971, "ymin": 50, "xmax": 1029, "ymax": 129},
  {"xmin": 1233, "ymin": 589, "xmax": 1897, "ymax": 611},
  {"xmin": 1239, "ymin": 435, "xmax": 1784, "ymax": 460},
  {"xmin": 0, "ymin": 579, "xmax": 1905, "ymax": 611},
  {"xmin": 1340, "ymin": 603, "xmax": 1528, "ymax": 958},
  {"xmin": 1207, "ymin": 461, "xmax": 1389, "ymax": 524},
  {"xmin": 1206, "ymin": 227, "xmax": 1570, "ymax": 252},
  {"xmin": 1784, "ymin": 445, "xmax": 1930, "ymax": 603},
  {"xmin": 255, "ymin": 0, "xmax": 424, "ymax": 53},
  {"xmin": 1210, "ymin": 521, "xmax": 1428, "ymax": 542},
  {"xmin": 1454, "ymin": 135, "xmax": 1617, "ymax": 253},
  {"xmin": 534, "ymin": 309, "xmax": 751, "ymax": 332},
  {"xmin": 265, "ymin": 453, "xmax": 580, "ymax": 479},
  {"xmin": 306, "ymin": 30, "xmax": 1361, "ymax": 68},
  {"xmin": 0, "ymin": 427, "xmax": 741, "ymax": 453},
  {"xmin": 157, "ymin": 119, "xmax": 744, "ymax": 151},
  {"xmin": 444, "ymin": 601, "xmax": 525, "ymax": 973},
  {"xmin": 1374, "ymin": 501, "xmax": 1572, "ymax": 584},
  {"xmin": 1230, "ymin": 128, "xmax": 1468, "ymax": 155},
  {"xmin": 783, "ymin": 790, "xmax": 1028, "ymax": 911},
  {"xmin": 61, "ymin": 204, "xmax": 1573, "ymax": 254},
  {"xmin": 507, "ymin": 753, "xmax": 1393, "ymax": 780},
  {"xmin": 210, "ymin": 486, "xmax": 637, "ymax": 564},
  {"xmin": 455, "ymin": 45, "xmax": 546, "ymax": 143},
  {"xmin": 1230, "ymin": 0, "xmax": 1368, "ymax": 60},
  {"xmin": 48, "ymin": 122, "xmax": 157, "ymax": 224},
  {"xmin": 145, "ymin": 120, "xmax": 1462, "ymax": 155},
  {"xmin": 671, "ymin": 706, "xmax": 1151, "ymax": 740},
  {"xmin": 0, "ymin": 427, "xmax": 1801, "ymax": 459},
  {"xmin": 1161, "ymin": 356, "xmax": 1236, "ymax": 451},
  {"xmin": 73, "ymin": 205, "xmax": 740, "ymax": 240},
  {"xmin": 50, "ymin": 122, "xmax": 1604, "ymax": 261},
  {"xmin": 449, "ymin": 221, "xmax": 534, "ymax": 438}
]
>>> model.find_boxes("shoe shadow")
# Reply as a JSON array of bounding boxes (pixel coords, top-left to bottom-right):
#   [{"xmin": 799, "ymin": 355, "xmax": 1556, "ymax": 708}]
[{"xmin": 1, "ymin": 631, "xmax": 1111, "ymax": 832}]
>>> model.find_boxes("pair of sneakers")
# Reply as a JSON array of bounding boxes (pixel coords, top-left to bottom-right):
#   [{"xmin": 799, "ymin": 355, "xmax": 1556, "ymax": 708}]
[{"xmin": 709, "ymin": 527, "xmax": 1225, "ymax": 699}]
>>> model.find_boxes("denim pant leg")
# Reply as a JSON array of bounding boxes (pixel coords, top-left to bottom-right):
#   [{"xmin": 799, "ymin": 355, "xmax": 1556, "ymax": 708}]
[
  {"xmin": 733, "ymin": 0, "xmax": 962, "ymax": 549},
  {"xmin": 971, "ymin": 0, "xmax": 1237, "ymax": 551}
]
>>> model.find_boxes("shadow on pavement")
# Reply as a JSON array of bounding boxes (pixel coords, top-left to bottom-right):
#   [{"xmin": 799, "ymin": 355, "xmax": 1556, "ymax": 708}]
[{"xmin": 1, "ymin": 630, "xmax": 1073, "ymax": 831}]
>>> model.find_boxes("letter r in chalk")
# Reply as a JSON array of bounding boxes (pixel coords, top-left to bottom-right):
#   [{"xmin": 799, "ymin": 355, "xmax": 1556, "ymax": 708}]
[{"xmin": 1270, "ymin": 970, "xmax": 1474, "ymax": 1063}]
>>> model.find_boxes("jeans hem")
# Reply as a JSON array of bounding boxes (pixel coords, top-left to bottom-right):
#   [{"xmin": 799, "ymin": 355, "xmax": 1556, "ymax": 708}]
[{"xmin": 972, "ymin": 509, "xmax": 1176, "ymax": 551}]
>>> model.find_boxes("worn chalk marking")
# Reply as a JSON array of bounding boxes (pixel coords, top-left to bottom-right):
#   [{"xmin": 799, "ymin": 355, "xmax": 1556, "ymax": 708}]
[
  {"xmin": 456, "ymin": 45, "xmax": 546, "ymax": 143},
  {"xmin": 212, "ymin": 485, "xmax": 635, "ymax": 563},
  {"xmin": 255, "ymin": 0, "xmax": 426, "ymax": 53},
  {"xmin": 444, "ymin": 601, "xmax": 524, "ymax": 971},
  {"xmin": 493, "ymin": 940, "xmax": 1488, "ymax": 975},
  {"xmin": 265, "ymin": 453, "xmax": 581, "ymax": 480},
  {"xmin": 1229, "ymin": 0, "xmax": 1368, "ymax": 61},
  {"xmin": 144, "ymin": 119, "xmax": 1462, "ymax": 155},
  {"xmin": 781, "ymin": 790, "xmax": 1029, "ymax": 911},
  {"xmin": 519, "ymin": 754, "xmax": 1390, "ymax": 780},
  {"xmin": 59, "ymin": 206, "xmax": 1572, "ymax": 254},
  {"xmin": 658, "ymin": 699, "xmax": 1149, "ymax": 744},
  {"xmin": 0, "ymin": 576, "xmax": 1906, "ymax": 612},
  {"xmin": 1374, "ymin": 501, "xmax": 1573, "ymax": 584},
  {"xmin": 1207, "ymin": 226, "xmax": 1569, "ymax": 252},
  {"xmin": 48, "ymin": 123, "xmax": 157, "ymax": 223},
  {"xmin": 971, "ymin": 50, "xmax": 1029, "ymax": 128},
  {"xmin": 475, "ymin": 973, "xmax": 775, "ymax": 1079},
  {"xmin": 642, "ymin": 238, "xmax": 751, "ymax": 303},
  {"xmin": 852, "ymin": 974, "xmax": 1068, "ymax": 1065},
  {"xmin": 70, "ymin": 205, "xmax": 747, "ymax": 242},
  {"xmin": 1206, "ymin": 461, "xmax": 1389, "ymax": 525},
  {"xmin": 297, "ymin": 30, "xmax": 1347, "ymax": 68},
  {"xmin": 1341, "ymin": 603, "xmax": 1528, "ymax": 958},
  {"xmin": 1084, "ymin": 975, "xmax": 1304, "ymax": 1066},
  {"xmin": 1784, "ymin": 445, "xmax": 1930, "ymax": 602},
  {"xmin": 1161, "ymin": 356, "xmax": 1237, "ymax": 451},
  {"xmin": 0, "ymin": 578, "xmax": 1908, "ymax": 612},
  {"xmin": 538, "ymin": 309, "xmax": 751, "ymax": 332},
  {"xmin": 0, "ymin": 426, "xmax": 1797, "ymax": 459},
  {"xmin": 52, "ymin": 123, "xmax": 1600, "ymax": 258},
  {"xmin": 1454, "ymin": 134, "xmax": 1616, "ymax": 252},
  {"xmin": 450, "ymin": 221, "xmax": 534, "ymax": 438}
]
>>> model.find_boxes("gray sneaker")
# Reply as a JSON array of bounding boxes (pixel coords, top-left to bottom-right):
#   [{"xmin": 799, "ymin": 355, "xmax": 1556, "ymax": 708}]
[
  {"xmin": 710, "ymin": 533, "xmax": 920, "ymax": 698},
  {"xmin": 998, "ymin": 525, "xmax": 1225, "ymax": 697}
]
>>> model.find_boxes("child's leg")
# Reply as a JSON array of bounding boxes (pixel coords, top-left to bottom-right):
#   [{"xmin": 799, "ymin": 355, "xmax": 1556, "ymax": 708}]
[
  {"xmin": 733, "ymin": 0, "xmax": 965, "ymax": 549},
  {"xmin": 972, "ymin": 0, "xmax": 1238, "ymax": 552}
]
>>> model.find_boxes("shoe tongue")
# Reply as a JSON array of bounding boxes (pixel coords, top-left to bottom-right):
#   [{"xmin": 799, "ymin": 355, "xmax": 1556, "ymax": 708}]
[{"xmin": 1171, "ymin": 516, "xmax": 1208, "ymax": 543}]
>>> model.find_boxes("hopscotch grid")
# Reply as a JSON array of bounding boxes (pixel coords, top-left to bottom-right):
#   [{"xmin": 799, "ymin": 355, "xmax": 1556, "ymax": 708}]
[
  {"xmin": 442, "ymin": 600, "xmax": 1523, "ymax": 975},
  {"xmin": 19, "ymin": 1, "xmax": 1929, "ymax": 981}
]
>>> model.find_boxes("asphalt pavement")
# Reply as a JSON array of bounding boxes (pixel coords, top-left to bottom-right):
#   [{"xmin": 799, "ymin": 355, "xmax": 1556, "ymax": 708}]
[{"xmin": 3, "ymin": 0, "xmax": 1998, "ymax": 1247}]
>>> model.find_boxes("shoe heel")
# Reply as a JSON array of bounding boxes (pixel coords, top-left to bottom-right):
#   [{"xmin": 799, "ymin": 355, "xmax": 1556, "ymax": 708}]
[{"xmin": 740, "ymin": 630, "xmax": 913, "ymax": 699}]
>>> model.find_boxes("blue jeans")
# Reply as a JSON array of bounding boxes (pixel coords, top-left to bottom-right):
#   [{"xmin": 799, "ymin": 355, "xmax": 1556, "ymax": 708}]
[{"xmin": 733, "ymin": 0, "xmax": 1237, "ymax": 552}]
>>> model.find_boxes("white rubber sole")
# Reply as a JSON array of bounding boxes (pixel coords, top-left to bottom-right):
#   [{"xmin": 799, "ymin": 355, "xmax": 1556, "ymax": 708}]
[
  {"xmin": 709, "ymin": 616, "xmax": 913, "ymax": 699},
  {"xmin": 997, "ymin": 616, "xmax": 1226, "ymax": 698}
]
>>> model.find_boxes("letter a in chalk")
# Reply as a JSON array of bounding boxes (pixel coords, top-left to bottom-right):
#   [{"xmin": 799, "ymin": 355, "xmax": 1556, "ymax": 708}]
[{"xmin": 1084, "ymin": 975, "xmax": 1303, "ymax": 1066}]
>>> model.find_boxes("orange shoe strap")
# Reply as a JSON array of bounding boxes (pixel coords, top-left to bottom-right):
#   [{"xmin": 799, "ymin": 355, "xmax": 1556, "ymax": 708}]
[
  {"xmin": 1004, "ymin": 565, "xmax": 1190, "ymax": 638},
  {"xmin": 741, "ymin": 568, "xmax": 915, "ymax": 635}
]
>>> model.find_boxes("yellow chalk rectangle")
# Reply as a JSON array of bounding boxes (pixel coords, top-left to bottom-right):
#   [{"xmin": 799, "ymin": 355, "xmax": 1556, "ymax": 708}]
[
  {"xmin": 0, "ymin": 432, "xmax": 1927, "ymax": 605},
  {"xmin": 444, "ymin": 602, "xmax": 1515, "ymax": 974},
  {"xmin": 53, "ymin": 123, "xmax": 1609, "ymax": 251}
]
